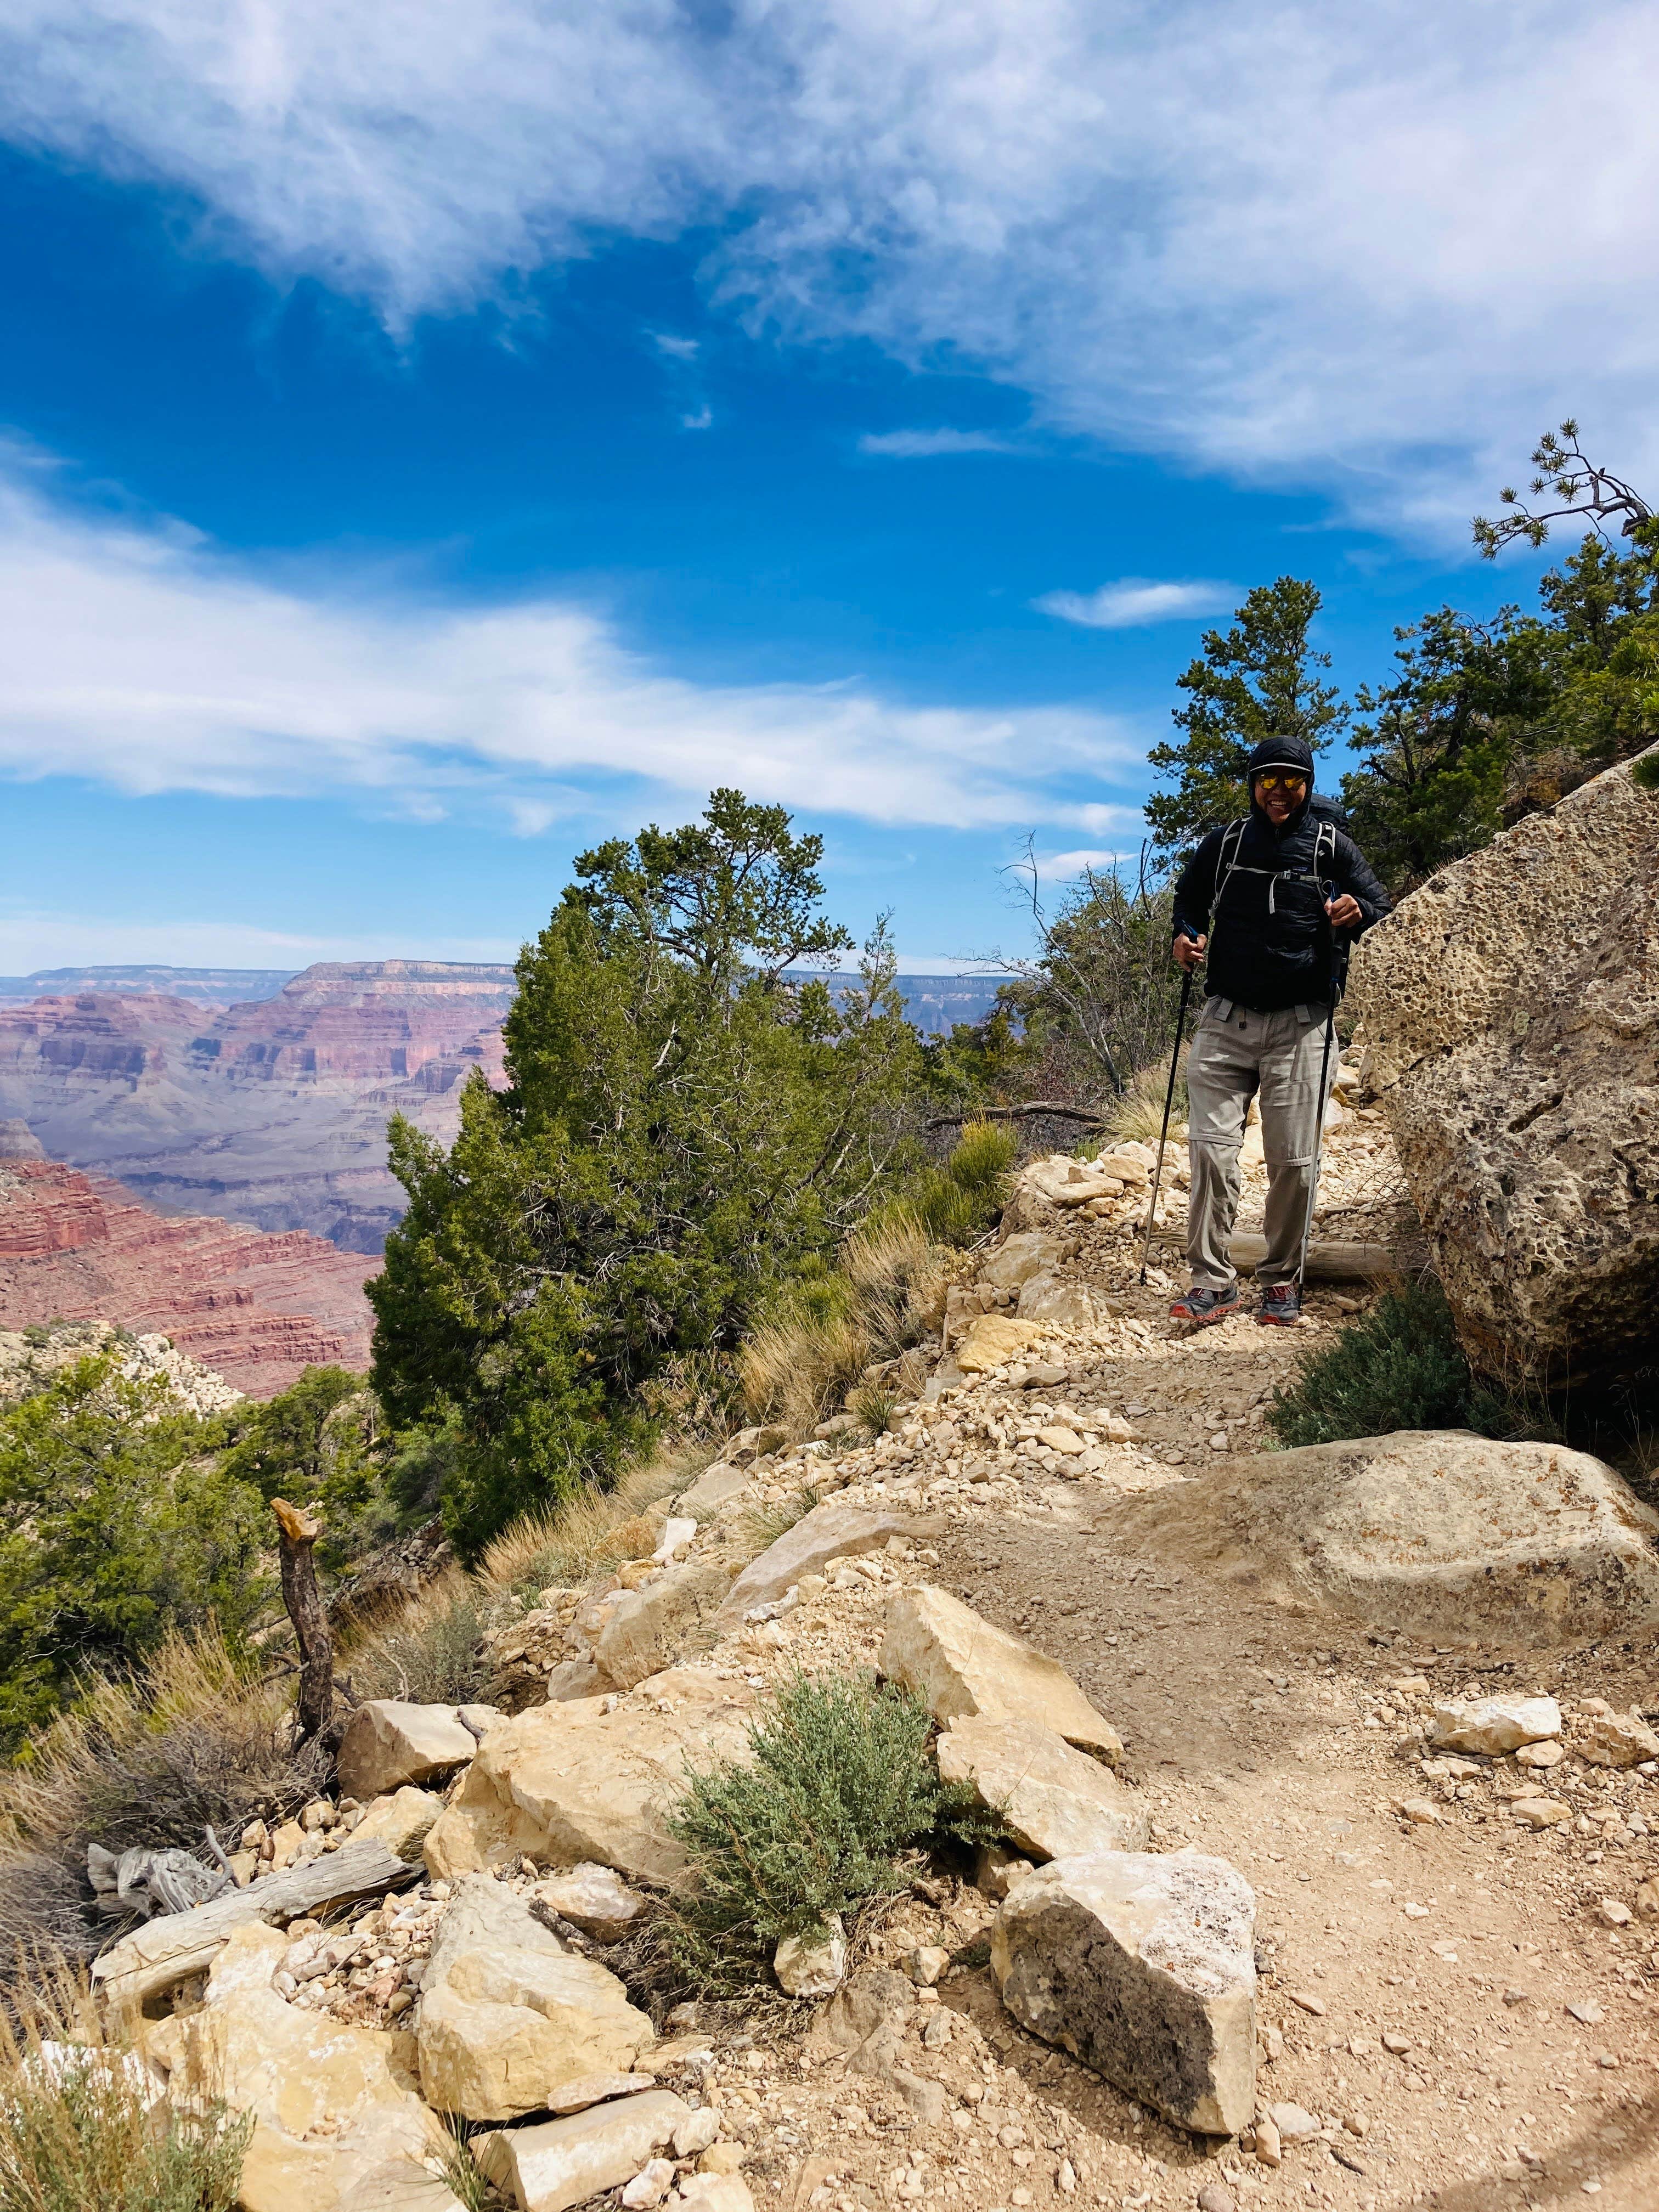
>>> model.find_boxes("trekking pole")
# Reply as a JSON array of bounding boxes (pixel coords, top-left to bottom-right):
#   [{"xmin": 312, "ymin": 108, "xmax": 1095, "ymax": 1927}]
[
  {"xmin": 1295, "ymin": 886, "xmax": 1344, "ymax": 1290},
  {"xmin": 1138, "ymin": 928, "xmax": 1199, "ymax": 1284}
]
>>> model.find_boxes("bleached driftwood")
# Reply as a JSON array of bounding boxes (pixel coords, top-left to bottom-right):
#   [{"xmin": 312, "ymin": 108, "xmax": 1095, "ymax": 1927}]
[{"xmin": 92, "ymin": 1836, "xmax": 417, "ymax": 2008}]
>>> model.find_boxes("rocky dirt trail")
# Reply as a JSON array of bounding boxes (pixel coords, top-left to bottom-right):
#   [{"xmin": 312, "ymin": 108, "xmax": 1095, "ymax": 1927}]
[{"xmin": 106, "ymin": 1094, "xmax": 1659, "ymax": 2212}]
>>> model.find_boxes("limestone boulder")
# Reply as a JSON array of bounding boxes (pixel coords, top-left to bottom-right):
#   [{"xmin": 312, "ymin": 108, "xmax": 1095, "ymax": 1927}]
[
  {"xmin": 774, "ymin": 1914, "xmax": 847, "ymax": 1998},
  {"xmin": 416, "ymin": 1875, "xmax": 652, "ymax": 2121},
  {"xmin": 1582, "ymin": 1711, "xmax": 1659, "ymax": 1768},
  {"xmin": 1348, "ymin": 746, "xmax": 1659, "ymax": 1384},
  {"xmin": 424, "ymin": 1671, "xmax": 754, "ymax": 1886},
  {"xmin": 954, "ymin": 1315, "xmax": 1041, "ymax": 1373},
  {"xmin": 1429, "ymin": 1696, "xmax": 1560, "ymax": 1755},
  {"xmin": 350, "ymin": 1788, "xmax": 447, "ymax": 1863},
  {"xmin": 1016, "ymin": 1277, "xmax": 1105, "ymax": 1329},
  {"xmin": 1104, "ymin": 1431, "xmax": 1659, "ymax": 1648},
  {"xmin": 936, "ymin": 1716, "xmax": 1149, "ymax": 1860},
  {"xmin": 978, "ymin": 1232, "xmax": 1068, "ymax": 1293},
  {"xmin": 476, "ymin": 2089, "xmax": 690, "ymax": 2212},
  {"xmin": 338, "ymin": 1701, "xmax": 478, "ymax": 1802},
  {"xmin": 719, "ymin": 1500, "xmax": 934, "ymax": 1620},
  {"xmin": 881, "ymin": 1585, "xmax": 1122, "ymax": 1759},
  {"xmin": 991, "ymin": 1849, "xmax": 1256, "ymax": 2136},
  {"xmin": 676, "ymin": 1462, "xmax": 752, "ymax": 1519},
  {"xmin": 534, "ymin": 1861, "xmax": 649, "ymax": 1941},
  {"xmin": 146, "ymin": 1923, "xmax": 448, "ymax": 2212},
  {"xmin": 596, "ymin": 1560, "xmax": 732, "ymax": 1691}
]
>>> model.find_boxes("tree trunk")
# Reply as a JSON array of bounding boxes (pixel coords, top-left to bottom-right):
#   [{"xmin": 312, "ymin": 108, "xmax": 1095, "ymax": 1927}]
[{"xmin": 272, "ymin": 1496, "xmax": 333, "ymax": 1744}]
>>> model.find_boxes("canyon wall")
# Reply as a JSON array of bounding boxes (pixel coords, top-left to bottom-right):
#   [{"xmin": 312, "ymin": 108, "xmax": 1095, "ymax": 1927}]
[
  {"xmin": 0, "ymin": 962, "xmax": 514, "ymax": 1252},
  {"xmin": 0, "ymin": 1153, "xmax": 377, "ymax": 1397}
]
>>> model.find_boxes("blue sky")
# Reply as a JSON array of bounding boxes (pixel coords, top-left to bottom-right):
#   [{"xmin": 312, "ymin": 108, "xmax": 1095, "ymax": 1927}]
[{"xmin": 1, "ymin": 1, "xmax": 1654, "ymax": 973}]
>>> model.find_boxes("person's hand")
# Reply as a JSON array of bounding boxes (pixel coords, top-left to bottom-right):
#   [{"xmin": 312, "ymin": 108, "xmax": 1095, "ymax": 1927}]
[
  {"xmin": 1325, "ymin": 893, "xmax": 1362, "ymax": 930},
  {"xmin": 1173, "ymin": 930, "xmax": 1206, "ymax": 972}
]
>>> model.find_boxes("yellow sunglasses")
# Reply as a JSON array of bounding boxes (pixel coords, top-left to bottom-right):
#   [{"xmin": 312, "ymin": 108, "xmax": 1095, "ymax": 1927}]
[{"xmin": 1254, "ymin": 772, "xmax": 1307, "ymax": 792}]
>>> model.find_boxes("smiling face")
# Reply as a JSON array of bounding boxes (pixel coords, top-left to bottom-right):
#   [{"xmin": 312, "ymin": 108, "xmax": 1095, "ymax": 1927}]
[{"xmin": 1253, "ymin": 771, "xmax": 1307, "ymax": 825}]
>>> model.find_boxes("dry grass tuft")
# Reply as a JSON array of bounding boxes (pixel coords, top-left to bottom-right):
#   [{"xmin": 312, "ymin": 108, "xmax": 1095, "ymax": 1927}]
[
  {"xmin": 1101, "ymin": 1060, "xmax": 1187, "ymax": 1148},
  {"xmin": 0, "ymin": 1953, "xmax": 250, "ymax": 2210}
]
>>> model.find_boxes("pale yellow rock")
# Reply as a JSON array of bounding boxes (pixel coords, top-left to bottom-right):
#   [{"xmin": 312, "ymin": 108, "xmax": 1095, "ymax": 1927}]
[
  {"xmin": 955, "ymin": 1315, "xmax": 1041, "ymax": 1373},
  {"xmin": 424, "ymin": 1671, "xmax": 753, "ymax": 1886},
  {"xmin": 594, "ymin": 1559, "xmax": 732, "ymax": 1691},
  {"xmin": 719, "ymin": 1500, "xmax": 933, "ymax": 1618},
  {"xmin": 1017, "ymin": 1279, "xmax": 1104, "ymax": 1328},
  {"xmin": 1510, "ymin": 1796, "xmax": 1571, "ymax": 1828},
  {"xmin": 679, "ymin": 2175, "xmax": 754, "ymax": 2209},
  {"xmin": 476, "ymin": 2090, "xmax": 689, "ymax": 2212},
  {"xmin": 337, "ymin": 1701, "xmax": 478, "ymax": 1802},
  {"xmin": 1348, "ymin": 746, "xmax": 1659, "ymax": 1384},
  {"xmin": 978, "ymin": 1232, "xmax": 1067, "ymax": 1292},
  {"xmin": 1581, "ymin": 1711, "xmax": 1659, "ymax": 1768},
  {"xmin": 268, "ymin": 1819, "xmax": 304, "ymax": 1870},
  {"xmin": 936, "ymin": 1716, "xmax": 1149, "ymax": 1859},
  {"xmin": 881, "ymin": 1585, "xmax": 1121, "ymax": 1759},
  {"xmin": 350, "ymin": 1787, "xmax": 446, "ymax": 1863},
  {"xmin": 1035, "ymin": 1425, "xmax": 1086, "ymax": 1455},
  {"xmin": 147, "ymin": 1925, "xmax": 447, "ymax": 2212},
  {"xmin": 417, "ymin": 1875, "xmax": 653, "ymax": 2122}
]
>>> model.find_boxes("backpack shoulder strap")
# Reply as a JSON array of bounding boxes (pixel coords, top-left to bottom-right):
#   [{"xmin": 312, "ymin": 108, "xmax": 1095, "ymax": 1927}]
[{"xmin": 1215, "ymin": 816, "xmax": 1248, "ymax": 901}]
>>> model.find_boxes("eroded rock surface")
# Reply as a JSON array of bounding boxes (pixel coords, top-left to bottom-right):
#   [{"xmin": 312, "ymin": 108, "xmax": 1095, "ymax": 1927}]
[
  {"xmin": 991, "ymin": 1849, "xmax": 1257, "ymax": 2136},
  {"xmin": 1107, "ymin": 1431, "xmax": 1659, "ymax": 1647},
  {"xmin": 338, "ymin": 1701, "xmax": 478, "ymax": 1802},
  {"xmin": 1349, "ymin": 746, "xmax": 1659, "ymax": 1383},
  {"xmin": 882, "ymin": 1584, "xmax": 1123, "ymax": 1758},
  {"xmin": 935, "ymin": 1715, "xmax": 1149, "ymax": 1859}
]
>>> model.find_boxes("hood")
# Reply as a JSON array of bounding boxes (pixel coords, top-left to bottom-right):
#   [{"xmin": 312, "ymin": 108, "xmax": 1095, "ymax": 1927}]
[{"xmin": 1246, "ymin": 733, "xmax": 1314, "ymax": 834}]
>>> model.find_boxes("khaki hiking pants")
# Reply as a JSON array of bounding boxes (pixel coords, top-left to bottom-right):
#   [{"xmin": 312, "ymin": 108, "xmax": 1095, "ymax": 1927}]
[{"xmin": 1184, "ymin": 996, "xmax": 1336, "ymax": 1291}]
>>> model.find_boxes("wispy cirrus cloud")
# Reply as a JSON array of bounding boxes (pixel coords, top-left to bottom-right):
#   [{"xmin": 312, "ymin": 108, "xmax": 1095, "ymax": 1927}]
[
  {"xmin": 1035, "ymin": 578, "xmax": 1237, "ymax": 630},
  {"xmin": 857, "ymin": 430, "xmax": 1016, "ymax": 459},
  {"xmin": 0, "ymin": 452, "xmax": 1144, "ymax": 834},
  {"xmin": 3, "ymin": 2, "xmax": 1657, "ymax": 531}
]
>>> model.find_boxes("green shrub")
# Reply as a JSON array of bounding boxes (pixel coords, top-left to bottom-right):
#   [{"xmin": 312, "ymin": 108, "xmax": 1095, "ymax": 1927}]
[
  {"xmin": 906, "ymin": 1121, "xmax": 1018, "ymax": 1246},
  {"xmin": 349, "ymin": 1581, "xmax": 490, "ymax": 1708},
  {"xmin": 1267, "ymin": 1279, "xmax": 1474, "ymax": 1447},
  {"xmin": 0, "ymin": 1995, "xmax": 252, "ymax": 2212},
  {"xmin": 664, "ymin": 1670, "xmax": 988, "ymax": 1994}
]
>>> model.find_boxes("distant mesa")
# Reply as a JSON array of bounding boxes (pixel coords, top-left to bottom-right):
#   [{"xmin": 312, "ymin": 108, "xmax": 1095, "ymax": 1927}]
[
  {"xmin": 0, "ymin": 960, "xmax": 1013, "ymax": 1257},
  {"xmin": 0, "ymin": 964, "xmax": 301, "ymax": 1008}
]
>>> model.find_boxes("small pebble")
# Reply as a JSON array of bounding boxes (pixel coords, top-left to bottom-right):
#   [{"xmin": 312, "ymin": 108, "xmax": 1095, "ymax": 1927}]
[
  {"xmin": 1197, "ymin": 2187, "xmax": 1237, "ymax": 2212},
  {"xmin": 1288, "ymin": 1991, "xmax": 1327, "ymax": 2016}
]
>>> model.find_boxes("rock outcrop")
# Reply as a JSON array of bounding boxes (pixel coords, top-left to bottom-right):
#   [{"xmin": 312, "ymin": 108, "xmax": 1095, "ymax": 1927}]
[
  {"xmin": 146, "ymin": 1922, "xmax": 450, "ymax": 2212},
  {"xmin": 424, "ymin": 1672, "xmax": 754, "ymax": 1885},
  {"xmin": 0, "ymin": 1155, "xmax": 376, "ymax": 1395},
  {"xmin": 881, "ymin": 1584, "xmax": 1124, "ymax": 1758},
  {"xmin": 1106, "ymin": 1430, "xmax": 1659, "ymax": 1647},
  {"xmin": 415, "ymin": 1876, "xmax": 653, "ymax": 2121},
  {"xmin": 337, "ymin": 1702, "xmax": 481, "ymax": 1802},
  {"xmin": 990, "ymin": 1850, "xmax": 1257, "ymax": 2136},
  {"xmin": 1349, "ymin": 746, "xmax": 1659, "ymax": 1382}
]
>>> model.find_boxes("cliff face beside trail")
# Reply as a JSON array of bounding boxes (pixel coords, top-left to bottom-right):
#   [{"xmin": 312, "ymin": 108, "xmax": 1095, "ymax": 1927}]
[
  {"xmin": 0, "ymin": 1155, "xmax": 377, "ymax": 1397},
  {"xmin": 0, "ymin": 962, "xmax": 514, "ymax": 1253}
]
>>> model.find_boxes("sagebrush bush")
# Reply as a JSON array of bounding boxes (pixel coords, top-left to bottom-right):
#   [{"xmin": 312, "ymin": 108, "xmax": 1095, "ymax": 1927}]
[
  {"xmin": 1267, "ymin": 1279, "xmax": 1475, "ymax": 1447},
  {"xmin": 347, "ymin": 1571, "xmax": 490, "ymax": 1707},
  {"xmin": 664, "ymin": 1670, "xmax": 989, "ymax": 1994},
  {"xmin": 0, "ymin": 1969, "xmax": 251, "ymax": 2212}
]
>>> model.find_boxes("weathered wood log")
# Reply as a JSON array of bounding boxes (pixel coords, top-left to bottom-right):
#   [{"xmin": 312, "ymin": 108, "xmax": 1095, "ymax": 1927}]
[
  {"xmin": 1227, "ymin": 1232, "xmax": 1393, "ymax": 1280},
  {"xmin": 273, "ymin": 1496, "xmax": 333, "ymax": 1743},
  {"xmin": 91, "ymin": 1836, "xmax": 418, "ymax": 2009},
  {"xmin": 927, "ymin": 1101, "xmax": 1109, "ymax": 1131}
]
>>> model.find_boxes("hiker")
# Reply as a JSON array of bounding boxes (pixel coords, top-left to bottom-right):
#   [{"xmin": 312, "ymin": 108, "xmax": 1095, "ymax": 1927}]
[{"xmin": 1165, "ymin": 735, "xmax": 1390, "ymax": 1327}]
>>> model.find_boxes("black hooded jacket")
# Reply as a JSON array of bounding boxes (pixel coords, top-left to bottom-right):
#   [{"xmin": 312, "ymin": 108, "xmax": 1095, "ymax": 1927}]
[{"xmin": 1171, "ymin": 755, "xmax": 1391, "ymax": 1012}]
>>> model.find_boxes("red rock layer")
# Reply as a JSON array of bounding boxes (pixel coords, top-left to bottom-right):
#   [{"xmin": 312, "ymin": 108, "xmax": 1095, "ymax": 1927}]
[
  {"xmin": 200, "ymin": 961, "xmax": 515, "ymax": 1087},
  {"xmin": 0, "ymin": 1159, "xmax": 379, "ymax": 1398}
]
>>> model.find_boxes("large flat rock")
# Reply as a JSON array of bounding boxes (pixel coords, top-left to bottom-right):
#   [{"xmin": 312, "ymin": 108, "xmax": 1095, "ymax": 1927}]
[
  {"xmin": 1105, "ymin": 1430, "xmax": 1659, "ymax": 1649},
  {"xmin": 424, "ymin": 1669, "xmax": 754, "ymax": 1886},
  {"xmin": 882, "ymin": 1584, "xmax": 1122, "ymax": 1759},
  {"xmin": 991, "ymin": 1849, "xmax": 1256, "ymax": 2137},
  {"xmin": 417, "ymin": 1876, "xmax": 653, "ymax": 2121},
  {"xmin": 936, "ymin": 1716, "xmax": 1149, "ymax": 1860},
  {"xmin": 1348, "ymin": 746, "xmax": 1659, "ymax": 1383},
  {"xmin": 477, "ymin": 2089, "xmax": 689, "ymax": 2212},
  {"xmin": 146, "ymin": 1923, "xmax": 448, "ymax": 2212},
  {"xmin": 719, "ymin": 1499, "xmax": 933, "ymax": 1619},
  {"xmin": 596, "ymin": 1559, "xmax": 732, "ymax": 1690},
  {"xmin": 338, "ymin": 1700, "xmax": 478, "ymax": 1801}
]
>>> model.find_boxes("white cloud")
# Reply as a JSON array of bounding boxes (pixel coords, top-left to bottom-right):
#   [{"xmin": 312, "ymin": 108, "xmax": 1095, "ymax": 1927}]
[
  {"xmin": 0, "ymin": 456, "xmax": 1142, "ymax": 831},
  {"xmin": 0, "ymin": 912, "xmax": 522, "ymax": 972},
  {"xmin": 3, "ymin": 3, "xmax": 1657, "ymax": 526},
  {"xmin": 857, "ymin": 430, "xmax": 1014, "ymax": 458},
  {"xmin": 680, "ymin": 404, "xmax": 713, "ymax": 430},
  {"xmin": 652, "ymin": 334, "xmax": 699, "ymax": 360},
  {"xmin": 1035, "ymin": 579, "xmax": 1236, "ymax": 630}
]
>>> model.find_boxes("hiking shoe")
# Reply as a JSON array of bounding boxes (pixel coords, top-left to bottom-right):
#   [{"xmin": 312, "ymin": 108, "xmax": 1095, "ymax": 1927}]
[
  {"xmin": 1257, "ymin": 1282, "xmax": 1303, "ymax": 1327},
  {"xmin": 1169, "ymin": 1284, "xmax": 1240, "ymax": 1327}
]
